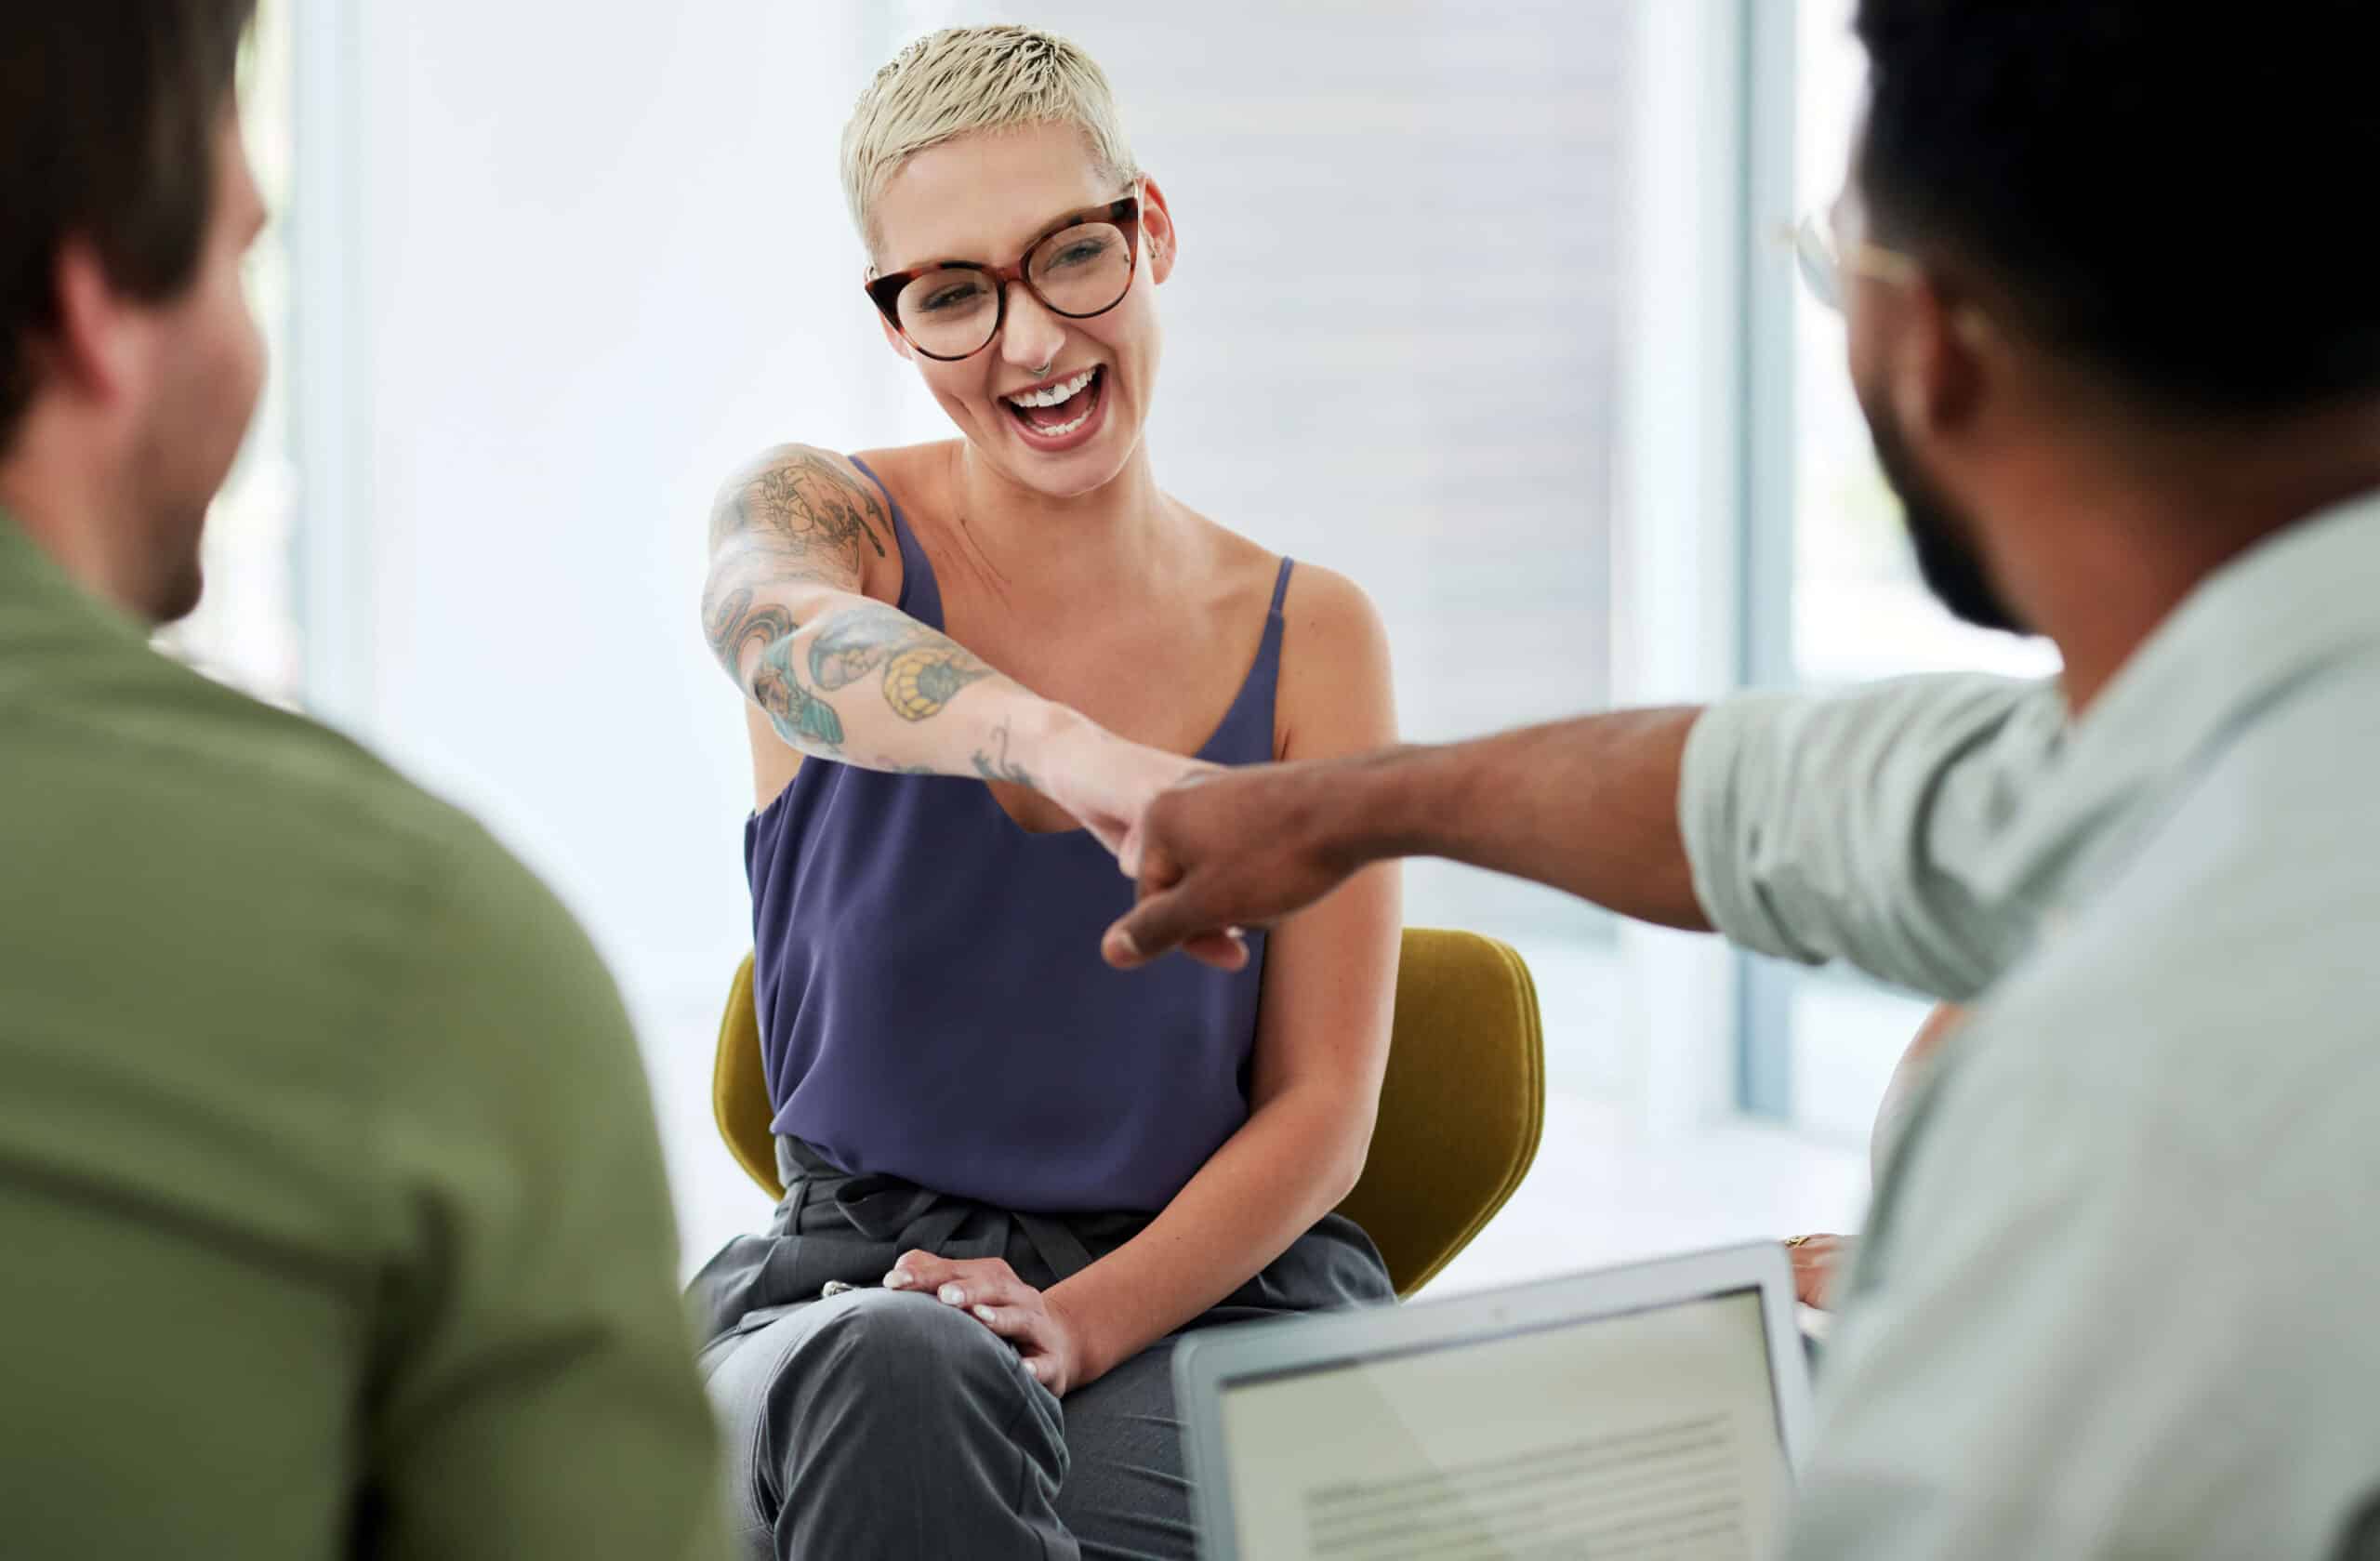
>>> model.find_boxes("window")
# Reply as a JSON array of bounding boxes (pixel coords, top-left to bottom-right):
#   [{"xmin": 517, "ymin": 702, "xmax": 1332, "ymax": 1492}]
[
  {"xmin": 158, "ymin": 0, "xmax": 302, "ymax": 705},
  {"xmin": 870, "ymin": 1, "xmax": 1636, "ymax": 1091},
  {"xmin": 1740, "ymin": 0, "xmax": 2058, "ymax": 1135},
  {"xmin": 1781, "ymin": 0, "xmax": 2056, "ymax": 693}
]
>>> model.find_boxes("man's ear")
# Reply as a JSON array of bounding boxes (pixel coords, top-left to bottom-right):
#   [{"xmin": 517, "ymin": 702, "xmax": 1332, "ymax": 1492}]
[
  {"xmin": 1139, "ymin": 173, "xmax": 1178, "ymax": 285},
  {"xmin": 1887, "ymin": 273, "xmax": 1984, "ymax": 446},
  {"xmin": 40, "ymin": 237, "xmax": 145, "ymax": 408}
]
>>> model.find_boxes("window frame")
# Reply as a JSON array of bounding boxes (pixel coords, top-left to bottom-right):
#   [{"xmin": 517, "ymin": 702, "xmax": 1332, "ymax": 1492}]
[
  {"xmin": 288, "ymin": 0, "xmax": 369, "ymax": 724},
  {"xmin": 1735, "ymin": 0, "xmax": 1805, "ymax": 1119}
]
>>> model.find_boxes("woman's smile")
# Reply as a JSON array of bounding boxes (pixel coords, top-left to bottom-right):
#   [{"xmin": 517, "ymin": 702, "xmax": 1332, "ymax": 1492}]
[{"xmin": 999, "ymin": 364, "xmax": 1109, "ymax": 452}]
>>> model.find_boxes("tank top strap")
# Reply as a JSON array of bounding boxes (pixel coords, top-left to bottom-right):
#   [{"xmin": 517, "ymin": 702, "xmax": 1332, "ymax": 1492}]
[
  {"xmin": 1193, "ymin": 557, "xmax": 1293, "ymax": 766},
  {"xmin": 846, "ymin": 454, "xmax": 945, "ymax": 630},
  {"xmin": 1267, "ymin": 554, "xmax": 1295, "ymax": 617},
  {"xmin": 1248, "ymin": 556, "xmax": 1294, "ymax": 692}
]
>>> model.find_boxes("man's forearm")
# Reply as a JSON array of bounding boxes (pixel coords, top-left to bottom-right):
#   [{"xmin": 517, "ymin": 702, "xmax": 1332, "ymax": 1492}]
[{"xmin": 1339, "ymin": 708, "xmax": 1712, "ymax": 932}]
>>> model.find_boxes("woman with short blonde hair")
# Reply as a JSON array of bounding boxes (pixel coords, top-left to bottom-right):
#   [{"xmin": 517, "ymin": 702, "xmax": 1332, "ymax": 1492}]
[{"xmin": 690, "ymin": 25, "xmax": 1404, "ymax": 1559}]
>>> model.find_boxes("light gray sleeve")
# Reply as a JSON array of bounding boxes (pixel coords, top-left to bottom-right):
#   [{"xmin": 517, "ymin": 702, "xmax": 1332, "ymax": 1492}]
[
  {"xmin": 1782, "ymin": 1047, "xmax": 2218, "ymax": 1559},
  {"xmin": 1678, "ymin": 673, "xmax": 2063, "ymax": 1001},
  {"xmin": 1782, "ymin": 976, "xmax": 2380, "ymax": 1559}
]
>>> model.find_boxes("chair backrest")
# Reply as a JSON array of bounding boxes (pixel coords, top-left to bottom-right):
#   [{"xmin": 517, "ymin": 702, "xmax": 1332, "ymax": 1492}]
[
  {"xmin": 1342, "ymin": 928, "xmax": 1545, "ymax": 1294},
  {"xmin": 712, "ymin": 951, "xmax": 781, "ymax": 1200},
  {"xmin": 711, "ymin": 926, "xmax": 1546, "ymax": 1299}
]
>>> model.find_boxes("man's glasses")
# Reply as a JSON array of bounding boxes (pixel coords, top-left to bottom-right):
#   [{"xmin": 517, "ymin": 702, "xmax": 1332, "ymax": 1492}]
[
  {"xmin": 865, "ymin": 189, "xmax": 1143, "ymax": 363},
  {"xmin": 1788, "ymin": 201, "xmax": 1918, "ymax": 313}
]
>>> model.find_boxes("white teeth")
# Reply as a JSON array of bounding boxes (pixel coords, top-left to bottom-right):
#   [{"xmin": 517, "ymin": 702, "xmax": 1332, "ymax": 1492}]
[
  {"xmin": 1025, "ymin": 403, "xmax": 1093, "ymax": 439},
  {"xmin": 1004, "ymin": 367, "xmax": 1097, "ymax": 409}
]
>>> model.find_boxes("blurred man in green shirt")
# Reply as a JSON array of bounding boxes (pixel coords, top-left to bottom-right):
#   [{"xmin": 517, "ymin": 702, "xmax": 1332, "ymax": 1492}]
[{"xmin": 0, "ymin": 5, "xmax": 719, "ymax": 1555}]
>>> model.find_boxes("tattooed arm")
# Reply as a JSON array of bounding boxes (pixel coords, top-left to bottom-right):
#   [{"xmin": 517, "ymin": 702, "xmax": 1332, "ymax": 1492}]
[{"xmin": 702, "ymin": 444, "xmax": 1190, "ymax": 848}]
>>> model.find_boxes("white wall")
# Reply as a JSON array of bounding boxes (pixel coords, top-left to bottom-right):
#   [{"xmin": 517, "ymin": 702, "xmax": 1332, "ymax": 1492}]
[{"xmin": 325, "ymin": 3, "xmax": 902, "ymax": 1251}]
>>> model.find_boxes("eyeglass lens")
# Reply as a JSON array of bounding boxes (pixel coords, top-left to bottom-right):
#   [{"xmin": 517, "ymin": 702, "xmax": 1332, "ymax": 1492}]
[
  {"xmin": 894, "ymin": 221, "xmax": 1134, "ymax": 359},
  {"xmin": 1793, "ymin": 210, "xmax": 1844, "ymax": 313}
]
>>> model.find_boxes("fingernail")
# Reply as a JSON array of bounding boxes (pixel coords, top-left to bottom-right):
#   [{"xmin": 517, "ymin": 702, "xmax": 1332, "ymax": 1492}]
[
  {"xmin": 939, "ymin": 1285, "xmax": 966, "ymax": 1306},
  {"xmin": 973, "ymin": 1305, "xmax": 997, "ymax": 1322},
  {"xmin": 883, "ymin": 1272, "xmax": 911, "ymax": 1290}
]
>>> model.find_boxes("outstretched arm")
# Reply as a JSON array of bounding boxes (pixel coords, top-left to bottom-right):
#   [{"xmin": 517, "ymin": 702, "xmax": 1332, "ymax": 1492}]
[
  {"xmin": 703, "ymin": 444, "xmax": 1189, "ymax": 850},
  {"xmin": 1104, "ymin": 708, "xmax": 1709, "ymax": 970},
  {"xmin": 1108, "ymin": 674, "xmax": 2056, "ymax": 999}
]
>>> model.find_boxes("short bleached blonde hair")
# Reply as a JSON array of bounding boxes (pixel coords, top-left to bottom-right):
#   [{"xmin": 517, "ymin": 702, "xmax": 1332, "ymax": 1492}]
[{"xmin": 840, "ymin": 25, "xmax": 1141, "ymax": 255}]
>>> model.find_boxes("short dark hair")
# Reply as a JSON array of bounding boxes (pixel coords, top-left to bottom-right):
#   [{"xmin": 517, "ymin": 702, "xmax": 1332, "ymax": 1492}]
[
  {"xmin": 1854, "ymin": 0, "xmax": 2380, "ymax": 418},
  {"xmin": 0, "ymin": 1, "xmax": 257, "ymax": 454}
]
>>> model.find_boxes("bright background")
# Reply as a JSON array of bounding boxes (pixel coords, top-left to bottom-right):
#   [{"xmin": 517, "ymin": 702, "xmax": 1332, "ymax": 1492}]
[{"xmin": 189, "ymin": 0, "xmax": 2057, "ymax": 1288}]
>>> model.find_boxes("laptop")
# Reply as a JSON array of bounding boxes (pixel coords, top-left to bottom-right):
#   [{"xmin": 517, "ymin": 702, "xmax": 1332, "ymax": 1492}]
[{"xmin": 1174, "ymin": 1241, "xmax": 1813, "ymax": 1560}]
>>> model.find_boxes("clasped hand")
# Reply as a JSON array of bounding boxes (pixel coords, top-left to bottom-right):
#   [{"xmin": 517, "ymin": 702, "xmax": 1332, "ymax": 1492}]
[{"xmin": 884, "ymin": 1250, "xmax": 1090, "ymax": 1396}]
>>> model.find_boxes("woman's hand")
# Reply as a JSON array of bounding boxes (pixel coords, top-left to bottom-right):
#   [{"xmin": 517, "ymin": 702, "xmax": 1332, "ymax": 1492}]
[
  {"xmin": 885, "ymin": 1250, "xmax": 1093, "ymax": 1396},
  {"xmin": 1035, "ymin": 717, "xmax": 1210, "ymax": 854},
  {"xmin": 1104, "ymin": 758, "xmax": 1372, "ymax": 970},
  {"xmin": 1784, "ymin": 1233, "xmax": 1857, "ymax": 1309},
  {"xmin": 1037, "ymin": 718, "xmax": 1250, "ymax": 966}
]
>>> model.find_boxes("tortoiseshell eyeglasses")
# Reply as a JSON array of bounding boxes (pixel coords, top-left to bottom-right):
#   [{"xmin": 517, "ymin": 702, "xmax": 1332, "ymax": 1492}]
[{"xmin": 865, "ymin": 190, "xmax": 1143, "ymax": 362}]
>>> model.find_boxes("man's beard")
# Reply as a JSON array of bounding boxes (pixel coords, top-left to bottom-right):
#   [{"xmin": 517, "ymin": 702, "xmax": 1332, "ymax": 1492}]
[{"xmin": 1861, "ymin": 394, "xmax": 2028, "ymax": 635}]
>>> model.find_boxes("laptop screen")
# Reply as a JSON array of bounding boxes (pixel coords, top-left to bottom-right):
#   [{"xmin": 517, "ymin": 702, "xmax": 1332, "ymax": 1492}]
[{"xmin": 1212, "ymin": 1285, "xmax": 1791, "ymax": 1560}]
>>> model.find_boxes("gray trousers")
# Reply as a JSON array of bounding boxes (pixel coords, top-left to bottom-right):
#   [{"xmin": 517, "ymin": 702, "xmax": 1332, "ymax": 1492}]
[
  {"xmin": 689, "ymin": 1138, "xmax": 1393, "ymax": 1560},
  {"xmin": 701, "ymin": 1287, "xmax": 1189, "ymax": 1558}
]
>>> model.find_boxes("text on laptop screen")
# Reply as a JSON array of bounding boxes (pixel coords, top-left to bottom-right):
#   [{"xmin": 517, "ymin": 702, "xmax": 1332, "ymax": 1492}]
[{"xmin": 1214, "ymin": 1287, "xmax": 1788, "ymax": 1560}]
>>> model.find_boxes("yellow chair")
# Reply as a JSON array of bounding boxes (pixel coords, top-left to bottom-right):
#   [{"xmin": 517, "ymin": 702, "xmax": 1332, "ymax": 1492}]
[{"xmin": 713, "ymin": 927, "xmax": 1545, "ymax": 1299}]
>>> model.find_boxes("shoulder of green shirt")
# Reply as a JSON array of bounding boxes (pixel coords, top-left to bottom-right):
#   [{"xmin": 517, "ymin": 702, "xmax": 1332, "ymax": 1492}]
[
  {"xmin": 5, "ymin": 519, "xmax": 720, "ymax": 1555},
  {"xmin": 10, "ymin": 559, "xmax": 645, "ymax": 1110}
]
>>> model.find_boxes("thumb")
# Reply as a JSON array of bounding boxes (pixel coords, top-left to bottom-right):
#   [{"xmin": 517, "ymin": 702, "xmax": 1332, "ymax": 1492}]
[
  {"xmin": 1104, "ymin": 882, "xmax": 1250, "ymax": 972},
  {"xmin": 1104, "ymin": 885, "xmax": 1202, "ymax": 970}
]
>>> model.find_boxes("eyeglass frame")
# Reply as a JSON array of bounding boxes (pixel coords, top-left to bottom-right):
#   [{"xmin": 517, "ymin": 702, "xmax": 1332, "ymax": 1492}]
[
  {"xmin": 863, "ymin": 188, "xmax": 1144, "ymax": 363},
  {"xmin": 1787, "ymin": 196, "xmax": 1919, "ymax": 314}
]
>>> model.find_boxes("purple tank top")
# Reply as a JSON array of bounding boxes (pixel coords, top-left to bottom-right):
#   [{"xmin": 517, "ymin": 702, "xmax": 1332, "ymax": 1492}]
[{"xmin": 744, "ymin": 457, "xmax": 1292, "ymax": 1214}]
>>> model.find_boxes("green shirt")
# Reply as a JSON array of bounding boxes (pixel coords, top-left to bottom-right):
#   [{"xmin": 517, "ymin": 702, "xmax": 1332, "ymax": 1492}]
[
  {"xmin": 1, "ymin": 513, "xmax": 720, "ymax": 1558},
  {"xmin": 1682, "ymin": 488, "xmax": 2380, "ymax": 1555}
]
